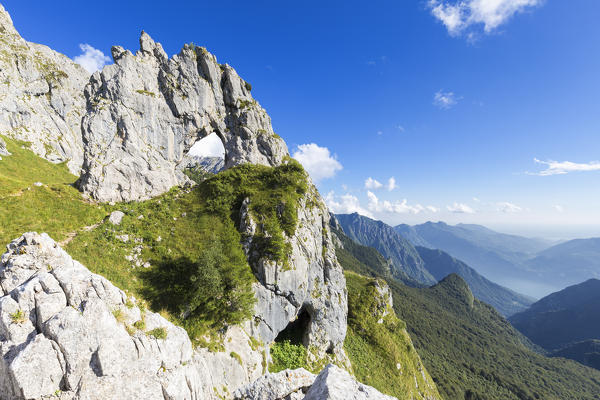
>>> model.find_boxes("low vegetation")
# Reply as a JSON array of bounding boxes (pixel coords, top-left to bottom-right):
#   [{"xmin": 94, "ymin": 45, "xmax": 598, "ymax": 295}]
[
  {"xmin": 344, "ymin": 271, "xmax": 440, "ymax": 400},
  {"xmin": 0, "ymin": 135, "xmax": 106, "ymax": 245},
  {"xmin": 270, "ymin": 340, "xmax": 307, "ymax": 372}
]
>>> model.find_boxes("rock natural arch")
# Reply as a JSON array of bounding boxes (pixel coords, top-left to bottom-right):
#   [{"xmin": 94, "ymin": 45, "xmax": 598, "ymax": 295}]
[{"xmin": 77, "ymin": 32, "xmax": 288, "ymax": 202}]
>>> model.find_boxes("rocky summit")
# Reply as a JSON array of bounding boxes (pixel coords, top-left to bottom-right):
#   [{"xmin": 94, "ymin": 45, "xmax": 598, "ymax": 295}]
[{"xmin": 77, "ymin": 31, "xmax": 288, "ymax": 202}]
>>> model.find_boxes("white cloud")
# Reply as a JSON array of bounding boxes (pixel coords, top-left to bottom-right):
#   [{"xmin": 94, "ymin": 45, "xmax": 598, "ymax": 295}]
[
  {"xmin": 530, "ymin": 158, "xmax": 600, "ymax": 176},
  {"xmin": 553, "ymin": 204, "xmax": 565, "ymax": 213},
  {"xmin": 387, "ymin": 177, "xmax": 397, "ymax": 191},
  {"xmin": 365, "ymin": 177, "xmax": 383, "ymax": 190},
  {"xmin": 397, "ymin": 125, "xmax": 405, "ymax": 132},
  {"xmin": 367, "ymin": 191, "xmax": 437, "ymax": 215},
  {"xmin": 325, "ymin": 192, "xmax": 373, "ymax": 218},
  {"xmin": 472, "ymin": 197, "xmax": 481, "ymax": 202},
  {"xmin": 74, "ymin": 44, "xmax": 111, "ymax": 73},
  {"xmin": 188, "ymin": 133, "xmax": 225, "ymax": 158},
  {"xmin": 426, "ymin": 206, "xmax": 441, "ymax": 213},
  {"xmin": 377, "ymin": 130, "xmax": 384, "ymax": 136},
  {"xmin": 433, "ymin": 90, "xmax": 459, "ymax": 109},
  {"xmin": 447, "ymin": 202, "xmax": 476, "ymax": 214},
  {"xmin": 497, "ymin": 201, "xmax": 522, "ymax": 213},
  {"xmin": 428, "ymin": 0, "xmax": 542, "ymax": 37},
  {"xmin": 292, "ymin": 143, "xmax": 342, "ymax": 182}
]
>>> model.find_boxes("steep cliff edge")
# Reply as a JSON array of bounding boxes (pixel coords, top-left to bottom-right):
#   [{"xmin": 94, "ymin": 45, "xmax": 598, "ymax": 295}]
[{"xmin": 0, "ymin": 5, "xmax": 88, "ymax": 174}]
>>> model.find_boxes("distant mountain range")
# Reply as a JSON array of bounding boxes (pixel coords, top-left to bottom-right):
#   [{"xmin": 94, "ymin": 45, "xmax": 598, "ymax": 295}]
[
  {"xmin": 396, "ymin": 222, "xmax": 600, "ymax": 298},
  {"xmin": 509, "ymin": 279, "xmax": 600, "ymax": 370},
  {"xmin": 416, "ymin": 246, "xmax": 534, "ymax": 316},
  {"xmin": 335, "ymin": 213, "xmax": 533, "ymax": 316},
  {"xmin": 510, "ymin": 279, "xmax": 600, "ymax": 349},
  {"xmin": 335, "ymin": 213, "xmax": 436, "ymax": 285},
  {"xmin": 334, "ymin": 228, "xmax": 600, "ymax": 399},
  {"xmin": 526, "ymin": 238, "xmax": 600, "ymax": 287},
  {"xmin": 395, "ymin": 221, "xmax": 554, "ymax": 297}
]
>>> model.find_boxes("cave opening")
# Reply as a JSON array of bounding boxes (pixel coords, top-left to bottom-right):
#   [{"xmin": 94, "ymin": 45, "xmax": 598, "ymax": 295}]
[{"xmin": 274, "ymin": 307, "xmax": 311, "ymax": 346}]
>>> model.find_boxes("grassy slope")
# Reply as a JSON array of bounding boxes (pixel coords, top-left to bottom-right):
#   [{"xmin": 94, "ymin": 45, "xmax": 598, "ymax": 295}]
[
  {"xmin": 344, "ymin": 271, "xmax": 440, "ymax": 400},
  {"xmin": 335, "ymin": 229, "xmax": 600, "ymax": 400},
  {"xmin": 0, "ymin": 135, "xmax": 106, "ymax": 245}
]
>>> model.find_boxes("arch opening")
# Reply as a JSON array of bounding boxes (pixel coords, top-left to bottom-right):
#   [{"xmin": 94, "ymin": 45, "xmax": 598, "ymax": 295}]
[
  {"xmin": 274, "ymin": 307, "xmax": 311, "ymax": 347},
  {"xmin": 182, "ymin": 132, "xmax": 225, "ymax": 183}
]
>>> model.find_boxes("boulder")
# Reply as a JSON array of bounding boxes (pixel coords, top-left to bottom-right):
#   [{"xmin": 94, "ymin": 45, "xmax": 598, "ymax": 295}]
[
  {"xmin": 108, "ymin": 210, "xmax": 125, "ymax": 225},
  {"xmin": 303, "ymin": 365, "xmax": 397, "ymax": 400},
  {"xmin": 236, "ymin": 365, "xmax": 397, "ymax": 400},
  {"xmin": 234, "ymin": 368, "xmax": 315, "ymax": 400}
]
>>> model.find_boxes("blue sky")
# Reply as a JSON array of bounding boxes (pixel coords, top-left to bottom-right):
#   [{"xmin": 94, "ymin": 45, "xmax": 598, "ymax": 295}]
[{"xmin": 5, "ymin": 0, "xmax": 600, "ymax": 238}]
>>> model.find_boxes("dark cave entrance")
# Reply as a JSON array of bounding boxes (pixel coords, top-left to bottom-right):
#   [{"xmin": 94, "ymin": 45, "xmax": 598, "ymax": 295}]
[{"xmin": 274, "ymin": 307, "xmax": 311, "ymax": 346}]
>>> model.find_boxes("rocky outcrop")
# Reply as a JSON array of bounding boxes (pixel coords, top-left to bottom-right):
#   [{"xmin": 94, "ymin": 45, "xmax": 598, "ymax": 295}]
[
  {"xmin": 235, "ymin": 365, "xmax": 397, "ymax": 400},
  {"xmin": 233, "ymin": 368, "xmax": 315, "ymax": 400},
  {"xmin": 303, "ymin": 365, "xmax": 396, "ymax": 400},
  {"xmin": 0, "ymin": 232, "xmax": 268, "ymax": 400},
  {"xmin": 242, "ymin": 184, "xmax": 349, "ymax": 365},
  {"xmin": 0, "ymin": 5, "xmax": 89, "ymax": 174},
  {"xmin": 77, "ymin": 32, "xmax": 288, "ymax": 202},
  {"xmin": 0, "ymin": 137, "xmax": 9, "ymax": 160}
]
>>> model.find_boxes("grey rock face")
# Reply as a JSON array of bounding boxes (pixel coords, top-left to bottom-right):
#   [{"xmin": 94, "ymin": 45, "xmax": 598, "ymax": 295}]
[
  {"xmin": 236, "ymin": 365, "xmax": 396, "ymax": 400},
  {"xmin": 243, "ymin": 184, "xmax": 349, "ymax": 364},
  {"xmin": 0, "ymin": 232, "xmax": 267, "ymax": 400},
  {"xmin": 303, "ymin": 365, "xmax": 397, "ymax": 400},
  {"xmin": 0, "ymin": 137, "xmax": 9, "ymax": 159},
  {"xmin": 77, "ymin": 32, "xmax": 288, "ymax": 202},
  {"xmin": 0, "ymin": 5, "xmax": 89, "ymax": 174},
  {"xmin": 233, "ymin": 368, "xmax": 315, "ymax": 400}
]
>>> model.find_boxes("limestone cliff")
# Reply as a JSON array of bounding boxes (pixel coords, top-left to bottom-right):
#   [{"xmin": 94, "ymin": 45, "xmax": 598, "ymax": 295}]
[
  {"xmin": 77, "ymin": 32, "xmax": 288, "ymax": 202},
  {"xmin": 0, "ymin": 5, "xmax": 88, "ymax": 174}
]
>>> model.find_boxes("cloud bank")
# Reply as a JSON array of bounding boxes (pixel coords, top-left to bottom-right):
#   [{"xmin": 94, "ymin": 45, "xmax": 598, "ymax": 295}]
[
  {"xmin": 292, "ymin": 143, "xmax": 342, "ymax": 182},
  {"xmin": 428, "ymin": 0, "xmax": 542, "ymax": 37},
  {"xmin": 447, "ymin": 202, "xmax": 476, "ymax": 214},
  {"xmin": 74, "ymin": 44, "xmax": 111, "ymax": 73},
  {"xmin": 531, "ymin": 158, "xmax": 600, "ymax": 176},
  {"xmin": 325, "ymin": 192, "xmax": 373, "ymax": 218}
]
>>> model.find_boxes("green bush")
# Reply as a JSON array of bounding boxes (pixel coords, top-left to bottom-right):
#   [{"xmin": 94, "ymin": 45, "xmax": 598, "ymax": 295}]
[
  {"xmin": 147, "ymin": 327, "xmax": 168, "ymax": 340},
  {"xmin": 270, "ymin": 340, "xmax": 307, "ymax": 372}
]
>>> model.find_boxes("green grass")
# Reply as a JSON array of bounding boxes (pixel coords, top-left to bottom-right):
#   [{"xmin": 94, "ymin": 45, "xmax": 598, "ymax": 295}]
[
  {"xmin": 344, "ymin": 272, "xmax": 440, "ymax": 400},
  {"xmin": 0, "ymin": 135, "xmax": 107, "ymax": 246},
  {"xmin": 9, "ymin": 309, "xmax": 27, "ymax": 324}
]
